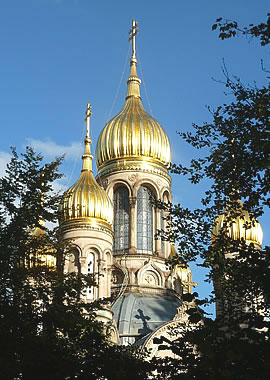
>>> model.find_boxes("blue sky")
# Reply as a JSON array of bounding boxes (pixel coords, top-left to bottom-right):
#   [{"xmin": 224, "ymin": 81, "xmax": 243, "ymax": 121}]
[{"xmin": 0, "ymin": 0, "xmax": 269, "ymax": 315}]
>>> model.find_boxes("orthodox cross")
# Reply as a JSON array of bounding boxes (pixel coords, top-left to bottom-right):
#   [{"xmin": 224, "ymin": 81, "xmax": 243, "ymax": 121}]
[
  {"xmin": 129, "ymin": 19, "xmax": 139, "ymax": 59},
  {"xmin": 85, "ymin": 102, "xmax": 92, "ymax": 137}
]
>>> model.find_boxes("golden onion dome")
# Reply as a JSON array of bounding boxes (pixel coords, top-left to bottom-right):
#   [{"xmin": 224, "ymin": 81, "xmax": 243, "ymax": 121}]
[
  {"xmin": 59, "ymin": 103, "xmax": 113, "ymax": 230},
  {"xmin": 169, "ymin": 245, "xmax": 192, "ymax": 283},
  {"xmin": 95, "ymin": 20, "xmax": 171, "ymax": 177},
  {"xmin": 29, "ymin": 221, "xmax": 57, "ymax": 269},
  {"xmin": 211, "ymin": 201, "xmax": 263, "ymax": 248}
]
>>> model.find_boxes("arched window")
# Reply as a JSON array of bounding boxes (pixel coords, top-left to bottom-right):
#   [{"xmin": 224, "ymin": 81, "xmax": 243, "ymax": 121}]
[
  {"xmin": 161, "ymin": 193, "xmax": 169, "ymax": 255},
  {"xmin": 137, "ymin": 186, "xmax": 153, "ymax": 253},
  {"xmin": 161, "ymin": 207, "xmax": 165, "ymax": 254},
  {"xmin": 113, "ymin": 186, "xmax": 129, "ymax": 253},
  {"xmin": 67, "ymin": 248, "xmax": 80, "ymax": 273},
  {"xmin": 87, "ymin": 252, "xmax": 94, "ymax": 300}
]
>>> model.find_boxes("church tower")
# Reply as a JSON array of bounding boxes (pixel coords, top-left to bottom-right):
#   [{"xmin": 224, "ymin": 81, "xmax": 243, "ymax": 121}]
[
  {"xmin": 95, "ymin": 20, "xmax": 190, "ymax": 345},
  {"xmin": 59, "ymin": 103, "xmax": 115, "ymax": 326}
]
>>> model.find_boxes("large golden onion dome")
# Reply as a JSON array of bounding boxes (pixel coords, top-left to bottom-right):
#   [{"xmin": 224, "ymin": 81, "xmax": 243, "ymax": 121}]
[
  {"xmin": 211, "ymin": 201, "xmax": 263, "ymax": 248},
  {"xmin": 95, "ymin": 20, "xmax": 171, "ymax": 177},
  {"xmin": 59, "ymin": 103, "xmax": 113, "ymax": 231}
]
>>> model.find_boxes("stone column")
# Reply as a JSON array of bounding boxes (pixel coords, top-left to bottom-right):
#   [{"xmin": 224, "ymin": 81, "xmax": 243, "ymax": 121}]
[{"xmin": 129, "ymin": 196, "xmax": 136, "ymax": 254}]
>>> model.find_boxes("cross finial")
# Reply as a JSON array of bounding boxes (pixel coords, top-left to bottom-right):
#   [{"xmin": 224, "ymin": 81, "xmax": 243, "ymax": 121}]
[
  {"xmin": 85, "ymin": 102, "xmax": 92, "ymax": 137},
  {"xmin": 129, "ymin": 19, "xmax": 139, "ymax": 60}
]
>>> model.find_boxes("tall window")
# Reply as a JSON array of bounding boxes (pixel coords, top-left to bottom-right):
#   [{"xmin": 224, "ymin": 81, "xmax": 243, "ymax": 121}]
[
  {"xmin": 87, "ymin": 252, "xmax": 94, "ymax": 300},
  {"xmin": 113, "ymin": 186, "xmax": 129, "ymax": 253},
  {"xmin": 161, "ymin": 207, "xmax": 165, "ymax": 255},
  {"xmin": 161, "ymin": 193, "xmax": 168, "ymax": 255},
  {"xmin": 137, "ymin": 186, "xmax": 153, "ymax": 253}
]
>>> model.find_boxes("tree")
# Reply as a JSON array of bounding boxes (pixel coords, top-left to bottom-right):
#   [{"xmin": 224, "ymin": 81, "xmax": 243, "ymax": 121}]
[
  {"xmin": 0, "ymin": 147, "xmax": 151, "ymax": 380},
  {"xmin": 152, "ymin": 13, "xmax": 270, "ymax": 379}
]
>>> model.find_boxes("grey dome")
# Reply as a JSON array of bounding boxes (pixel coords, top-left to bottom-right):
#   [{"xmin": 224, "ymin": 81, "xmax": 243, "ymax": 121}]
[{"xmin": 112, "ymin": 292, "xmax": 181, "ymax": 345}]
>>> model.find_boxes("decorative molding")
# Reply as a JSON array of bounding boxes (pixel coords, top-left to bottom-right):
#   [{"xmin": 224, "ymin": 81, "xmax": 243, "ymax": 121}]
[
  {"xmin": 60, "ymin": 220, "xmax": 113, "ymax": 237},
  {"xmin": 102, "ymin": 179, "xmax": 109, "ymax": 189},
  {"xmin": 142, "ymin": 270, "xmax": 159, "ymax": 286},
  {"xmin": 97, "ymin": 163, "xmax": 171, "ymax": 184},
  {"xmin": 128, "ymin": 173, "xmax": 137, "ymax": 182},
  {"xmin": 137, "ymin": 261, "xmax": 165, "ymax": 287}
]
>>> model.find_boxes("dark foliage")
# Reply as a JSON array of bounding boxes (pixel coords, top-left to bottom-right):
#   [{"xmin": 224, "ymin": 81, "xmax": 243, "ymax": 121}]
[
  {"xmin": 0, "ymin": 147, "xmax": 151, "ymax": 380},
  {"xmin": 152, "ymin": 13, "xmax": 270, "ymax": 379}
]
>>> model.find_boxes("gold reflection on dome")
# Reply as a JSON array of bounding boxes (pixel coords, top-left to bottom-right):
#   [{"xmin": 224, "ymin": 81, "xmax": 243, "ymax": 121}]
[
  {"xmin": 169, "ymin": 245, "xmax": 192, "ymax": 284},
  {"xmin": 211, "ymin": 201, "xmax": 263, "ymax": 248},
  {"xmin": 95, "ymin": 19, "xmax": 171, "ymax": 176},
  {"xmin": 29, "ymin": 223, "xmax": 56, "ymax": 269},
  {"xmin": 59, "ymin": 103, "xmax": 113, "ymax": 229}
]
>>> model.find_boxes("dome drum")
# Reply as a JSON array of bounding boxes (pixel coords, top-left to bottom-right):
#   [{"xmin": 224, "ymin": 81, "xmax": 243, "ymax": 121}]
[
  {"xmin": 59, "ymin": 217, "xmax": 114, "ymax": 237},
  {"xmin": 96, "ymin": 156, "xmax": 171, "ymax": 180}
]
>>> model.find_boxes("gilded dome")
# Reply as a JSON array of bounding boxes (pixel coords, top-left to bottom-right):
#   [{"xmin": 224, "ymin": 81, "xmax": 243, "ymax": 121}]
[
  {"xmin": 95, "ymin": 26, "xmax": 171, "ymax": 176},
  {"xmin": 59, "ymin": 104, "xmax": 113, "ymax": 230},
  {"xmin": 211, "ymin": 201, "xmax": 263, "ymax": 248},
  {"xmin": 169, "ymin": 245, "xmax": 193, "ymax": 284},
  {"xmin": 30, "ymin": 222, "xmax": 57, "ymax": 269}
]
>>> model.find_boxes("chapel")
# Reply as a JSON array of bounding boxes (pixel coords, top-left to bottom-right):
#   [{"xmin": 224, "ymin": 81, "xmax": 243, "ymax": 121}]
[{"xmin": 57, "ymin": 19, "xmax": 265, "ymax": 356}]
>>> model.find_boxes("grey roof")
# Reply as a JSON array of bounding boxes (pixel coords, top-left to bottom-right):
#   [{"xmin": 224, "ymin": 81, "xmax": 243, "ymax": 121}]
[{"xmin": 112, "ymin": 292, "xmax": 181, "ymax": 345}]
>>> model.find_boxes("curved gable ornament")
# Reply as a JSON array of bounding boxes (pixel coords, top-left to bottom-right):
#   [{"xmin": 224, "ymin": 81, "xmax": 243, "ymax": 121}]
[
  {"xmin": 142, "ymin": 302, "xmax": 200, "ymax": 359},
  {"xmin": 81, "ymin": 244, "xmax": 102, "ymax": 258},
  {"xmin": 137, "ymin": 261, "xmax": 164, "ymax": 287}
]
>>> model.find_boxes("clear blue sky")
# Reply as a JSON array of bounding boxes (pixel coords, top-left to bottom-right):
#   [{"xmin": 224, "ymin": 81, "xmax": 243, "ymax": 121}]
[{"xmin": 0, "ymin": 0, "xmax": 269, "ymax": 315}]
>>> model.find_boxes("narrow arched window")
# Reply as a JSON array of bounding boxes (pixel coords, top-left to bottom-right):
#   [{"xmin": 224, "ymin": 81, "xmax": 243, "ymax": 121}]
[
  {"xmin": 161, "ymin": 193, "xmax": 168, "ymax": 255},
  {"xmin": 113, "ymin": 186, "xmax": 129, "ymax": 253},
  {"xmin": 161, "ymin": 206, "xmax": 165, "ymax": 255},
  {"xmin": 87, "ymin": 252, "xmax": 94, "ymax": 300},
  {"xmin": 137, "ymin": 186, "xmax": 153, "ymax": 253}
]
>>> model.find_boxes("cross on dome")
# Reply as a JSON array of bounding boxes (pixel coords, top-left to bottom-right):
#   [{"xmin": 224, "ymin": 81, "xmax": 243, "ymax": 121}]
[
  {"xmin": 129, "ymin": 19, "xmax": 139, "ymax": 61},
  {"xmin": 85, "ymin": 101, "xmax": 92, "ymax": 138}
]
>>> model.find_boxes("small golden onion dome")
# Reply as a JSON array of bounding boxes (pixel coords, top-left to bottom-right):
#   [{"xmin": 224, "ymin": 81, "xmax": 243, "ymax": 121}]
[
  {"xmin": 211, "ymin": 201, "xmax": 263, "ymax": 248},
  {"xmin": 95, "ymin": 20, "xmax": 171, "ymax": 176},
  {"xmin": 169, "ymin": 245, "xmax": 192, "ymax": 283},
  {"xmin": 30, "ymin": 221, "xmax": 57, "ymax": 269},
  {"xmin": 59, "ymin": 103, "xmax": 113, "ymax": 230}
]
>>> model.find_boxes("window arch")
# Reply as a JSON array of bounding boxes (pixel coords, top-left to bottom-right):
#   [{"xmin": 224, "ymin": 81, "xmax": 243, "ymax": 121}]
[
  {"xmin": 113, "ymin": 186, "xmax": 129, "ymax": 253},
  {"xmin": 137, "ymin": 186, "xmax": 153, "ymax": 253}
]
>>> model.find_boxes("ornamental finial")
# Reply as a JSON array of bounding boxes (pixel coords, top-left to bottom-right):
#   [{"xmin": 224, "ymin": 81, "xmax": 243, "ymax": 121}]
[{"xmin": 129, "ymin": 19, "xmax": 139, "ymax": 63}]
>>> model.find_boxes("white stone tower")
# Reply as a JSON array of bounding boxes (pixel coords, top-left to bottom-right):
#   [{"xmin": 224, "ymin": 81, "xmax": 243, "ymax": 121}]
[{"xmin": 59, "ymin": 103, "xmax": 115, "ymax": 327}]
